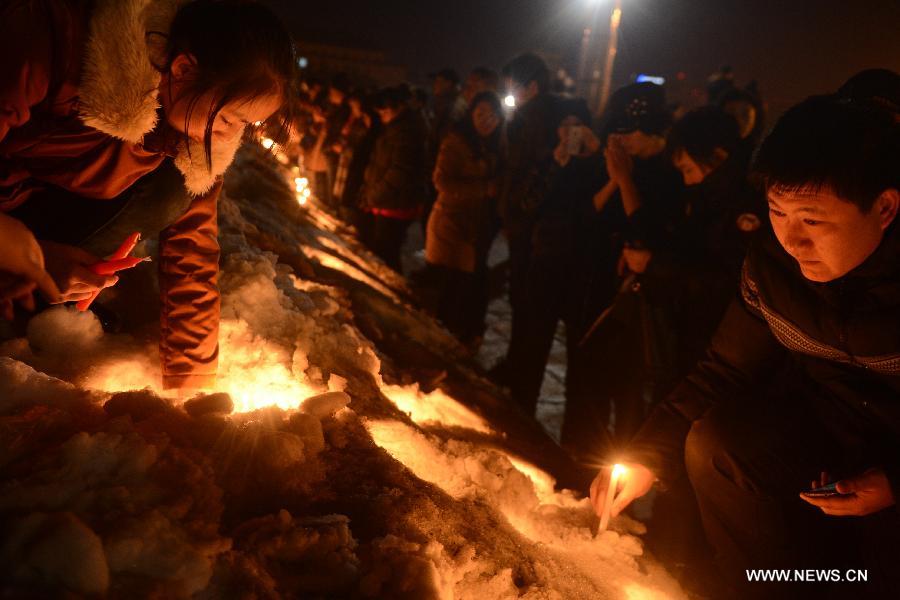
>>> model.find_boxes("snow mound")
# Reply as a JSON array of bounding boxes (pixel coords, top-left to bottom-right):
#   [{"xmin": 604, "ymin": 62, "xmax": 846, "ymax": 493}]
[{"xmin": 0, "ymin": 147, "xmax": 685, "ymax": 599}]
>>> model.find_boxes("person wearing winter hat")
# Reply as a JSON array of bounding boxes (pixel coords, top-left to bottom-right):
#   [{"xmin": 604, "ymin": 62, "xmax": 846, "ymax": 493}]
[
  {"xmin": 593, "ymin": 82, "xmax": 678, "ymax": 228},
  {"xmin": 837, "ymin": 68, "xmax": 900, "ymax": 120},
  {"xmin": 562, "ymin": 82, "xmax": 684, "ymax": 454}
]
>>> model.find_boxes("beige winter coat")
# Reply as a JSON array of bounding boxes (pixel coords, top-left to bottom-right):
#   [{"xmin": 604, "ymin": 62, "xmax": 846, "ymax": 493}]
[{"xmin": 426, "ymin": 131, "xmax": 497, "ymax": 273}]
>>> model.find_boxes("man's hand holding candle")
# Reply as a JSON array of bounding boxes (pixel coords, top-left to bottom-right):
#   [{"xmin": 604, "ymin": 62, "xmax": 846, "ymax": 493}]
[{"xmin": 589, "ymin": 462, "xmax": 656, "ymax": 525}]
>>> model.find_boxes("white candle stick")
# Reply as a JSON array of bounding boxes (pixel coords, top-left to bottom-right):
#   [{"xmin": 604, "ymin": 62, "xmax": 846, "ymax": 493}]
[{"xmin": 599, "ymin": 463, "xmax": 626, "ymax": 532}]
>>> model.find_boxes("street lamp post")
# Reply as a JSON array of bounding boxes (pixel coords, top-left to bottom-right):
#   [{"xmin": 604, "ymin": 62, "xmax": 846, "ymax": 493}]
[
  {"xmin": 577, "ymin": 26, "xmax": 593, "ymax": 98},
  {"xmin": 597, "ymin": 0, "xmax": 623, "ymax": 115},
  {"xmin": 576, "ymin": 2, "xmax": 602, "ymax": 99}
]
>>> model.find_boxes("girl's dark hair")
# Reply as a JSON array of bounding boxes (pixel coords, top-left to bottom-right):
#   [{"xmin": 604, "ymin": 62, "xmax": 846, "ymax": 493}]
[
  {"xmin": 454, "ymin": 91, "xmax": 504, "ymax": 155},
  {"xmin": 163, "ymin": 0, "xmax": 296, "ymax": 167},
  {"xmin": 667, "ymin": 107, "xmax": 740, "ymax": 169},
  {"xmin": 751, "ymin": 95, "xmax": 899, "ymax": 212}
]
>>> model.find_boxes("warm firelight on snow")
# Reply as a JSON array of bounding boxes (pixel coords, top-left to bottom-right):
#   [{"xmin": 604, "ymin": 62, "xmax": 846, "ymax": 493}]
[
  {"xmin": 201, "ymin": 320, "xmax": 322, "ymax": 412},
  {"xmin": 624, "ymin": 582, "xmax": 673, "ymax": 600},
  {"xmin": 218, "ymin": 361, "xmax": 317, "ymax": 413},
  {"xmin": 504, "ymin": 454, "xmax": 557, "ymax": 503},
  {"xmin": 83, "ymin": 320, "xmax": 320, "ymax": 414},
  {"xmin": 301, "ymin": 245, "xmax": 399, "ymax": 300},
  {"xmin": 364, "ymin": 418, "xmax": 676, "ymax": 599},
  {"xmin": 86, "ymin": 357, "xmax": 160, "ymax": 394},
  {"xmin": 380, "ymin": 383, "xmax": 492, "ymax": 434}
]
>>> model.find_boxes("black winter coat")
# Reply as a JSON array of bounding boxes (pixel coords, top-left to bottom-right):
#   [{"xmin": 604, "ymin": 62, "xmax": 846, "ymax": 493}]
[
  {"xmin": 499, "ymin": 93, "xmax": 591, "ymax": 233},
  {"xmin": 627, "ymin": 223, "xmax": 900, "ymax": 506},
  {"xmin": 361, "ymin": 109, "xmax": 427, "ymax": 212},
  {"xmin": 639, "ymin": 157, "xmax": 764, "ymax": 371}
]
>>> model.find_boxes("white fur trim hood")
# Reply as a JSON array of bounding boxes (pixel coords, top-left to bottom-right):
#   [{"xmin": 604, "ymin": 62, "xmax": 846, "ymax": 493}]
[{"xmin": 77, "ymin": 0, "xmax": 241, "ymax": 196}]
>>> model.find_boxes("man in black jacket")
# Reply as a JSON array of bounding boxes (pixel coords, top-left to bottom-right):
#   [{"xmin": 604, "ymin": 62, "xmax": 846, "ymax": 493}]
[
  {"xmin": 495, "ymin": 53, "xmax": 598, "ymax": 416},
  {"xmin": 590, "ymin": 95, "xmax": 899, "ymax": 597},
  {"xmin": 359, "ymin": 86, "xmax": 427, "ymax": 270}
]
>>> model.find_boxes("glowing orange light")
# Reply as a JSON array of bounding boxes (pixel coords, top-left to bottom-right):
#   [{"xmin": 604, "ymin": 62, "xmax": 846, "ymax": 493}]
[
  {"xmin": 611, "ymin": 7, "xmax": 622, "ymax": 28},
  {"xmin": 599, "ymin": 463, "xmax": 627, "ymax": 532},
  {"xmin": 380, "ymin": 384, "xmax": 492, "ymax": 434},
  {"xmin": 83, "ymin": 320, "xmax": 321, "ymax": 414}
]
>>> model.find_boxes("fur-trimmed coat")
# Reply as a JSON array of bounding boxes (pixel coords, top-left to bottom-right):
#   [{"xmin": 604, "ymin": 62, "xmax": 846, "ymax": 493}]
[{"xmin": 0, "ymin": 0, "xmax": 243, "ymax": 389}]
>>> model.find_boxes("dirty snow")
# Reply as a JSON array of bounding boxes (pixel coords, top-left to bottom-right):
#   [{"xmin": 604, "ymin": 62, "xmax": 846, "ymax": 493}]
[{"xmin": 0, "ymin": 146, "xmax": 685, "ymax": 599}]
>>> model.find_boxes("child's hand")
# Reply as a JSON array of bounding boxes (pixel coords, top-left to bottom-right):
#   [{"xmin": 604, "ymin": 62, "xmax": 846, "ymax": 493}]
[{"xmin": 39, "ymin": 241, "xmax": 118, "ymax": 303}]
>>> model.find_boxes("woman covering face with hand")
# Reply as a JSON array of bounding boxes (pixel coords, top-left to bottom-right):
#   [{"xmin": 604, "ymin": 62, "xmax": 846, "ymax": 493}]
[{"xmin": 0, "ymin": 0, "xmax": 295, "ymax": 390}]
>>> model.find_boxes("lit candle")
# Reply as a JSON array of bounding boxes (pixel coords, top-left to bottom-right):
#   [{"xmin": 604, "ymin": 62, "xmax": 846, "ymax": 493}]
[{"xmin": 599, "ymin": 463, "xmax": 626, "ymax": 532}]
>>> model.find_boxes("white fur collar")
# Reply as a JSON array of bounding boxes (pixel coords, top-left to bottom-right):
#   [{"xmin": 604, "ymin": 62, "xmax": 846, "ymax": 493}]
[{"xmin": 78, "ymin": 0, "xmax": 240, "ymax": 196}]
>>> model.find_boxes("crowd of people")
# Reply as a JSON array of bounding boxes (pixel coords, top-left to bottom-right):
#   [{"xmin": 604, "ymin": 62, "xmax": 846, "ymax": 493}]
[
  {"xmin": 284, "ymin": 55, "xmax": 773, "ymax": 462},
  {"xmin": 1, "ymin": 0, "xmax": 899, "ymax": 595},
  {"xmin": 282, "ymin": 58, "xmax": 900, "ymax": 596}
]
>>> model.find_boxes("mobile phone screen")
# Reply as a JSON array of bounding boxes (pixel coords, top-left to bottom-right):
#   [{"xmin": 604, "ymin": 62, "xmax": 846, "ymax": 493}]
[{"xmin": 802, "ymin": 482, "xmax": 842, "ymax": 498}]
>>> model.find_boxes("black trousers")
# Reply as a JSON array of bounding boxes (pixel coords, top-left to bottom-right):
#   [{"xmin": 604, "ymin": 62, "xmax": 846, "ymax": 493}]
[
  {"xmin": 500, "ymin": 224, "xmax": 533, "ymax": 370},
  {"xmin": 506, "ymin": 247, "xmax": 622, "ymax": 459},
  {"xmin": 428, "ymin": 262, "xmax": 489, "ymax": 344},
  {"xmin": 504, "ymin": 235, "xmax": 623, "ymax": 460},
  {"xmin": 507, "ymin": 249, "xmax": 578, "ymax": 414},
  {"xmin": 685, "ymin": 400, "xmax": 900, "ymax": 599},
  {"xmin": 356, "ymin": 212, "xmax": 410, "ymax": 272},
  {"xmin": 562, "ymin": 326, "xmax": 646, "ymax": 459}
]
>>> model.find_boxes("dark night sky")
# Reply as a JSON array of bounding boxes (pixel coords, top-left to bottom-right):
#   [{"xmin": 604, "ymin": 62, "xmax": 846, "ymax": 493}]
[{"xmin": 262, "ymin": 0, "xmax": 900, "ymax": 116}]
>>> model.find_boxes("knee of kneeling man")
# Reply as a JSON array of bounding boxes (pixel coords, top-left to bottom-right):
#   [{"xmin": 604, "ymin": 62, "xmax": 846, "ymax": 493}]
[{"xmin": 684, "ymin": 410, "xmax": 736, "ymax": 477}]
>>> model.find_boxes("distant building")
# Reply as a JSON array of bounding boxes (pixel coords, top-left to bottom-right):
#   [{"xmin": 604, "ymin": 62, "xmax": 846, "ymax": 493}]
[{"xmin": 295, "ymin": 40, "xmax": 407, "ymax": 87}]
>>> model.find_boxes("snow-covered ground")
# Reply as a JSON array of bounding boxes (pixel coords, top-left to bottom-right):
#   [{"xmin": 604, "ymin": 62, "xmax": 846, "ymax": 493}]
[{"xmin": 0, "ymin": 146, "xmax": 685, "ymax": 599}]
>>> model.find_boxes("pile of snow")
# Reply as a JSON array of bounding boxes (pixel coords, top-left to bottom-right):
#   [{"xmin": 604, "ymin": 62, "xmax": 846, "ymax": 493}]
[{"xmin": 0, "ymin": 147, "xmax": 685, "ymax": 599}]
